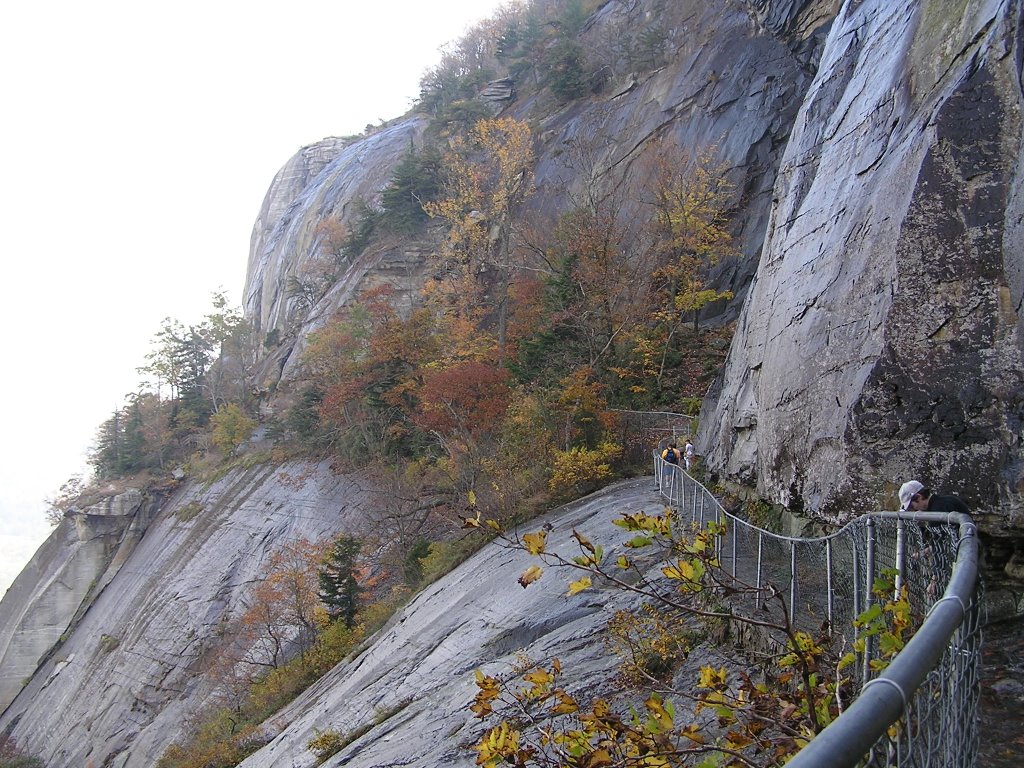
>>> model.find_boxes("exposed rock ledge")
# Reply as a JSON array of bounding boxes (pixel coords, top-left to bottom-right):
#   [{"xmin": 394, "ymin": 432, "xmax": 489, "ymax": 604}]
[
  {"xmin": 0, "ymin": 461, "xmax": 366, "ymax": 767},
  {"xmin": 0, "ymin": 488, "xmax": 147, "ymax": 712}
]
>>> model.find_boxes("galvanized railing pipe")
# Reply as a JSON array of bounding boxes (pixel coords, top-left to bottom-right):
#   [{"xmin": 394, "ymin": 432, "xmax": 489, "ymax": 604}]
[
  {"xmin": 650, "ymin": 452, "xmax": 981, "ymax": 768},
  {"xmin": 786, "ymin": 513, "xmax": 978, "ymax": 768}
]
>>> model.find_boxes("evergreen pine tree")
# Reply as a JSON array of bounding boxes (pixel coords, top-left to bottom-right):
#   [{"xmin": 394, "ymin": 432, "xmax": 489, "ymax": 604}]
[
  {"xmin": 381, "ymin": 143, "xmax": 441, "ymax": 234},
  {"xmin": 319, "ymin": 536, "xmax": 362, "ymax": 627},
  {"xmin": 122, "ymin": 398, "xmax": 149, "ymax": 472},
  {"xmin": 90, "ymin": 410, "xmax": 125, "ymax": 479}
]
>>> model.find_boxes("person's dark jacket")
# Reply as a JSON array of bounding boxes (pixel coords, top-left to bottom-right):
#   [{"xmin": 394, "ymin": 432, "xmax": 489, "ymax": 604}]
[{"xmin": 926, "ymin": 494, "xmax": 971, "ymax": 514}]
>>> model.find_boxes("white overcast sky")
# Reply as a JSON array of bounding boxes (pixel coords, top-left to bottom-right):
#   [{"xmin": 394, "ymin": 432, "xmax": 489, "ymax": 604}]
[{"xmin": 0, "ymin": 0, "xmax": 509, "ymax": 594}]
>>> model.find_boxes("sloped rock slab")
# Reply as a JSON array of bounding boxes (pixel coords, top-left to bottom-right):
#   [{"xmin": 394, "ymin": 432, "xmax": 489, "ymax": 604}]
[{"xmin": 239, "ymin": 478, "xmax": 672, "ymax": 768}]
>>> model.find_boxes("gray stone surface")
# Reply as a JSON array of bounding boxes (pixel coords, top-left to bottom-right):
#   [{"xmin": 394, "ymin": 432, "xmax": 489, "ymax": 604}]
[
  {"xmin": 0, "ymin": 489, "xmax": 145, "ymax": 712},
  {"xmin": 4, "ymin": 0, "xmax": 1023, "ymax": 765},
  {"xmin": 242, "ymin": 0, "xmax": 833, "ymax": 395},
  {"xmin": 244, "ymin": 121, "xmax": 432, "ymax": 392},
  {"xmin": 0, "ymin": 461, "xmax": 367, "ymax": 768},
  {"xmin": 700, "ymin": 0, "xmax": 1024, "ymax": 524},
  {"xmin": 235, "ymin": 479, "xmax": 667, "ymax": 768}
]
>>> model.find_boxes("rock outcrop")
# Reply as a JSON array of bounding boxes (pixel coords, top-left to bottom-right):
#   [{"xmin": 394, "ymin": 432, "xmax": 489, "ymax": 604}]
[
  {"xmin": 242, "ymin": 0, "xmax": 835, "ymax": 394},
  {"xmin": 244, "ymin": 121, "xmax": 433, "ymax": 392},
  {"xmin": 700, "ymin": 0, "xmax": 1024, "ymax": 527},
  {"xmin": 0, "ymin": 489, "xmax": 149, "ymax": 712},
  {"xmin": 3, "ymin": 0, "xmax": 1024, "ymax": 765},
  {"xmin": 0, "ymin": 462, "xmax": 366, "ymax": 767},
  {"xmin": 234, "ymin": 479, "xmax": 675, "ymax": 768}
]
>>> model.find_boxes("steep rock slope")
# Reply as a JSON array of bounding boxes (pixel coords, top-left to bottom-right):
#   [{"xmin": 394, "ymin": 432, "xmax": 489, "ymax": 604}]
[
  {"xmin": 235, "ymin": 479, "xmax": 673, "ymax": 768},
  {"xmin": 4, "ymin": 0, "xmax": 1023, "ymax": 763},
  {"xmin": 700, "ymin": 0, "xmax": 1024, "ymax": 526},
  {"xmin": 0, "ymin": 462, "xmax": 367, "ymax": 768},
  {"xmin": 243, "ymin": 122, "xmax": 431, "ymax": 392},
  {"xmin": 243, "ymin": 0, "xmax": 837, "ymax": 392}
]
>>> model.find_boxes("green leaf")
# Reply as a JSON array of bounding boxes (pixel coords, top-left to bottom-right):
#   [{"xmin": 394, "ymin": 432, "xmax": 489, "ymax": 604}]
[{"xmin": 625, "ymin": 535, "xmax": 653, "ymax": 548}]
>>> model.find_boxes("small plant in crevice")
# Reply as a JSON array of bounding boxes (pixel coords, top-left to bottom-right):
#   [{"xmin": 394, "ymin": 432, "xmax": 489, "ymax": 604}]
[
  {"xmin": 175, "ymin": 501, "xmax": 203, "ymax": 522},
  {"xmin": 307, "ymin": 728, "xmax": 346, "ymax": 764}
]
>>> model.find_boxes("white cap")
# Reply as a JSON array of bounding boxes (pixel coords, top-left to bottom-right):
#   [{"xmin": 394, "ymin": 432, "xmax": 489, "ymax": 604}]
[{"xmin": 898, "ymin": 480, "xmax": 924, "ymax": 511}]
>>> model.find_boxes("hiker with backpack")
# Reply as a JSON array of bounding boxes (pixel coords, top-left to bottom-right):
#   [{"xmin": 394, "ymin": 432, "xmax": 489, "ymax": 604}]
[{"xmin": 661, "ymin": 442, "xmax": 682, "ymax": 480}]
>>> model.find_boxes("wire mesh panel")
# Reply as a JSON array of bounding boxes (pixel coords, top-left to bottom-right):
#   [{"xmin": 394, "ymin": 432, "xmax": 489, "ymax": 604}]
[
  {"xmin": 651, "ymin": 453, "xmax": 981, "ymax": 768},
  {"xmin": 615, "ymin": 410, "xmax": 695, "ymax": 465}
]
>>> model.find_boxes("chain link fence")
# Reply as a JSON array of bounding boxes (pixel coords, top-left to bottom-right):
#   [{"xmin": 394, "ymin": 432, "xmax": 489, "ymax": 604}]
[
  {"xmin": 654, "ymin": 455, "xmax": 981, "ymax": 768},
  {"xmin": 610, "ymin": 409, "xmax": 695, "ymax": 466}
]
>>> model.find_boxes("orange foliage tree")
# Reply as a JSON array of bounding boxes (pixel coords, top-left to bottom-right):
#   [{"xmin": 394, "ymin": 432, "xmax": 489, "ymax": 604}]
[
  {"xmin": 221, "ymin": 538, "xmax": 329, "ymax": 679},
  {"xmin": 303, "ymin": 286, "xmax": 443, "ymax": 460},
  {"xmin": 425, "ymin": 116, "xmax": 535, "ymax": 357}
]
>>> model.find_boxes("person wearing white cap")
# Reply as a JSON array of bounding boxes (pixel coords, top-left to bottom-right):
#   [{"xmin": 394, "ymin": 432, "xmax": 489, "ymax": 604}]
[
  {"xmin": 898, "ymin": 480, "xmax": 971, "ymax": 587},
  {"xmin": 898, "ymin": 480, "xmax": 970, "ymax": 514}
]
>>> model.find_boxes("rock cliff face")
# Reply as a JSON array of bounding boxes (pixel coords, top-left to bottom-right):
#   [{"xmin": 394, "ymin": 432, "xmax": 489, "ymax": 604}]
[
  {"xmin": 243, "ymin": 0, "xmax": 837, "ymax": 393},
  {"xmin": 699, "ymin": 0, "xmax": 1024, "ymax": 527},
  {"xmin": 3, "ymin": 0, "xmax": 1023, "ymax": 765},
  {"xmin": 0, "ymin": 462, "xmax": 366, "ymax": 767},
  {"xmin": 234, "ymin": 480, "xmax": 672, "ymax": 768},
  {"xmin": 0, "ymin": 490, "xmax": 150, "ymax": 713}
]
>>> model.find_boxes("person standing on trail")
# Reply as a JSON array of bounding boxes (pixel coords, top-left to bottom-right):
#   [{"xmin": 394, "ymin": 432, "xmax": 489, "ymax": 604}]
[
  {"xmin": 898, "ymin": 480, "xmax": 971, "ymax": 514},
  {"xmin": 683, "ymin": 439, "xmax": 695, "ymax": 470},
  {"xmin": 661, "ymin": 442, "xmax": 681, "ymax": 479}
]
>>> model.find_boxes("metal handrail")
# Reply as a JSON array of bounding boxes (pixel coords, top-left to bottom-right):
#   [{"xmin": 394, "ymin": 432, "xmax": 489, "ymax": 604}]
[
  {"xmin": 787, "ymin": 512, "xmax": 978, "ymax": 766},
  {"xmin": 651, "ymin": 452, "xmax": 981, "ymax": 767}
]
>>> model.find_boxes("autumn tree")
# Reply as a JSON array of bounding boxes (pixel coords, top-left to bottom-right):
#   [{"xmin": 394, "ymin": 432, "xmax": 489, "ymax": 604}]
[
  {"xmin": 125, "ymin": 390, "xmax": 172, "ymax": 469},
  {"xmin": 365, "ymin": 460, "xmax": 456, "ymax": 576},
  {"xmin": 414, "ymin": 361, "xmax": 511, "ymax": 446},
  {"xmin": 647, "ymin": 142, "xmax": 737, "ymax": 334},
  {"xmin": 303, "ymin": 286, "xmax": 443, "ymax": 462},
  {"xmin": 477, "ymin": 388, "xmax": 558, "ymax": 524},
  {"xmin": 467, "ymin": 513, "xmax": 910, "ymax": 767},
  {"xmin": 505, "ymin": 131, "xmax": 664, "ymax": 402},
  {"xmin": 551, "ymin": 203, "xmax": 655, "ymax": 371},
  {"xmin": 513, "ymin": 136, "xmax": 738, "ymax": 405},
  {"xmin": 226, "ymin": 538, "xmax": 328, "ymax": 675},
  {"xmin": 210, "ymin": 403, "xmax": 257, "ymax": 452},
  {"xmin": 543, "ymin": 367, "xmax": 623, "ymax": 498},
  {"xmin": 425, "ymin": 116, "xmax": 535, "ymax": 359},
  {"xmin": 413, "ymin": 360, "xmax": 514, "ymax": 511}
]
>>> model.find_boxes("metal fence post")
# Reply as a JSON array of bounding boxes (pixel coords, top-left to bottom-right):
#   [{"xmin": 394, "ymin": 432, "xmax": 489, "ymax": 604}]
[
  {"xmin": 756, "ymin": 532, "xmax": 764, "ymax": 610},
  {"xmin": 790, "ymin": 541, "xmax": 797, "ymax": 626},
  {"xmin": 826, "ymin": 538, "xmax": 834, "ymax": 634},
  {"xmin": 731, "ymin": 516, "xmax": 738, "ymax": 579},
  {"xmin": 863, "ymin": 517, "xmax": 876, "ymax": 681},
  {"xmin": 895, "ymin": 517, "xmax": 906, "ymax": 598}
]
